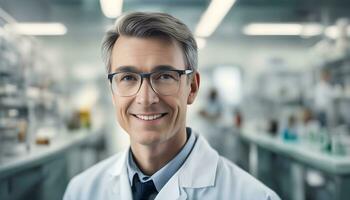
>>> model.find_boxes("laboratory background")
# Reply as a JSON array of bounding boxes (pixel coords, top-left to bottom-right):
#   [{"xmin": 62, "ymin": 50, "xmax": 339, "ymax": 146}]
[{"xmin": 1, "ymin": 0, "xmax": 350, "ymax": 200}]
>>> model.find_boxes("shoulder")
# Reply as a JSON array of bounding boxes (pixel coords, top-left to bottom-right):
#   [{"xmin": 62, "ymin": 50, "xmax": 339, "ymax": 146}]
[
  {"xmin": 73, "ymin": 152, "xmax": 122, "ymax": 182},
  {"xmin": 63, "ymin": 151, "xmax": 126, "ymax": 200},
  {"xmin": 185, "ymin": 132, "xmax": 280, "ymax": 200},
  {"xmin": 215, "ymin": 156, "xmax": 280, "ymax": 200}
]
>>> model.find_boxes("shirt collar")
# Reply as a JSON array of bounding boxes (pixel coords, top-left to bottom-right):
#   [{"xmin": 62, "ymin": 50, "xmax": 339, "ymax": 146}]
[{"xmin": 127, "ymin": 127, "xmax": 196, "ymax": 192}]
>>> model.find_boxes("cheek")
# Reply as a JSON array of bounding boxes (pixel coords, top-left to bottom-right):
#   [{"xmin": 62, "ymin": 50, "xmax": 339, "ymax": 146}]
[
  {"xmin": 115, "ymin": 106, "xmax": 123, "ymax": 122},
  {"xmin": 113, "ymin": 97, "xmax": 130, "ymax": 123},
  {"xmin": 170, "ymin": 94, "xmax": 188, "ymax": 121}
]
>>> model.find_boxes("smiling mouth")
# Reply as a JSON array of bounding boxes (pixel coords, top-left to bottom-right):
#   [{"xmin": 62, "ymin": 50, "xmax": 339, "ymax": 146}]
[{"xmin": 132, "ymin": 113, "xmax": 168, "ymax": 121}]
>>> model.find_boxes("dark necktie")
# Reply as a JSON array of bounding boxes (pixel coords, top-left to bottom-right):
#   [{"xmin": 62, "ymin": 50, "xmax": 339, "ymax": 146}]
[{"xmin": 132, "ymin": 174, "xmax": 158, "ymax": 200}]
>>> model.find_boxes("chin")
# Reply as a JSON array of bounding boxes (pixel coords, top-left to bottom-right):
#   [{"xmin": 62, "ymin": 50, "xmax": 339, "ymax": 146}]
[{"xmin": 132, "ymin": 129, "xmax": 166, "ymax": 145}]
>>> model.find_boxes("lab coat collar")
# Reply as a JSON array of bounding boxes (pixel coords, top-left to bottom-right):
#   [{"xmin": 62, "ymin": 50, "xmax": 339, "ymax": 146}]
[
  {"xmin": 106, "ymin": 133, "xmax": 220, "ymax": 200},
  {"xmin": 178, "ymin": 133, "xmax": 219, "ymax": 188},
  {"xmin": 107, "ymin": 150, "xmax": 133, "ymax": 200},
  {"xmin": 155, "ymin": 133, "xmax": 219, "ymax": 200},
  {"xmin": 108, "ymin": 149, "xmax": 128, "ymax": 177},
  {"xmin": 107, "ymin": 133, "xmax": 219, "ymax": 182}
]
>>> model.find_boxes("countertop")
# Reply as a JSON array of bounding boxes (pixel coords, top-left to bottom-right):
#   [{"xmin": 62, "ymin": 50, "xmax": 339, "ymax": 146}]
[
  {"xmin": 240, "ymin": 128, "xmax": 350, "ymax": 175},
  {"xmin": 0, "ymin": 129, "xmax": 105, "ymax": 179}
]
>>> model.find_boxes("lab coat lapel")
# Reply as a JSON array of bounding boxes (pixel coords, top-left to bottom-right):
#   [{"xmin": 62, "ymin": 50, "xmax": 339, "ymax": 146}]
[
  {"xmin": 155, "ymin": 172, "xmax": 187, "ymax": 200},
  {"xmin": 119, "ymin": 168, "xmax": 133, "ymax": 200},
  {"xmin": 179, "ymin": 134, "xmax": 219, "ymax": 188},
  {"xmin": 155, "ymin": 134, "xmax": 219, "ymax": 200},
  {"xmin": 109, "ymin": 150, "xmax": 133, "ymax": 200}
]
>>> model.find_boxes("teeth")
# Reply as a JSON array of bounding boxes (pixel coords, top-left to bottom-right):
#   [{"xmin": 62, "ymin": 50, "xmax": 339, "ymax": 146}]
[{"xmin": 136, "ymin": 114, "xmax": 163, "ymax": 121}]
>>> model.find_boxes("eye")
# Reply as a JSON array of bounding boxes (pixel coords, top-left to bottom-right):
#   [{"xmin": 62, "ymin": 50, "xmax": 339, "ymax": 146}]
[
  {"xmin": 121, "ymin": 75, "xmax": 136, "ymax": 81},
  {"xmin": 154, "ymin": 71, "xmax": 178, "ymax": 81},
  {"xmin": 117, "ymin": 73, "xmax": 138, "ymax": 82},
  {"xmin": 159, "ymin": 73, "xmax": 175, "ymax": 80}
]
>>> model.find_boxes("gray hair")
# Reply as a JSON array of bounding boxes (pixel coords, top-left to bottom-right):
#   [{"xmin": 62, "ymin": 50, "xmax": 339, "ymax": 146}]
[{"xmin": 101, "ymin": 12, "xmax": 198, "ymax": 73}]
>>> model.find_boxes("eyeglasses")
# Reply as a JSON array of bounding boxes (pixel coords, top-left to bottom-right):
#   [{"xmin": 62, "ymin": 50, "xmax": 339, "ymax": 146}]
[{"xmin": 108, "ymin": 69, "xmax": 193, "ymax": 97}]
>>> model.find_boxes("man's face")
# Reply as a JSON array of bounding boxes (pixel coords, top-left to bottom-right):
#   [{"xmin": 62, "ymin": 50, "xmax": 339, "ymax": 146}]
[{"xmin": 110, "ymin": 36, "xmax": 199, "ymax": 146}]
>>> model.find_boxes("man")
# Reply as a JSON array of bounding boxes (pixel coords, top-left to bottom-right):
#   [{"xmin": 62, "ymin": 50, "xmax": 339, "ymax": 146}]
[
  {"xmin": 64, "ymin": 12, "xmax": 280, "ymax": 200},
  {"xmin": 314, "ymin": 69, "xmax": 335, "ymax": 127}
]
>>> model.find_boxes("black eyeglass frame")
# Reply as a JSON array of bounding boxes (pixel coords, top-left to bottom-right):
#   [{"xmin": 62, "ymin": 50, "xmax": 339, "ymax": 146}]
[{"xmin": 107, "ymin": 69, "xmax": 193, "ymax": 96}]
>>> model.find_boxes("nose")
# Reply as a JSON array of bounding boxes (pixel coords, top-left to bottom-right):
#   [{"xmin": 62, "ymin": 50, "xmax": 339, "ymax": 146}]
[{"xmin": 135, "ymin": 79, "xmax": 159, "ymax": 105}]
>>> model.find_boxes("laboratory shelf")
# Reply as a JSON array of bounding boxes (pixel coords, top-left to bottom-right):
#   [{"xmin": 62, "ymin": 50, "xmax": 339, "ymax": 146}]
[
  {"xmin": 240, "ymin": 128, "xmax": 350, "ymax": 200},
  {"xmin": 0, "ymin": 129, "xmax": 106, "ymax": 200},
  {"xmin": 0, "ymin": 129, "xmax": 105, "ymax": 178},
  {"xmin": 240, "ymin": 129, "xmax": 350, "ymax": 175}
]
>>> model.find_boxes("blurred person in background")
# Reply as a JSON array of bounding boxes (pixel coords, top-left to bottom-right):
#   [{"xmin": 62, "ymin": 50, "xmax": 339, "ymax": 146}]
[
  {"xmin": 63, "ymin": 12, "xmax": 280, "ymax": 200},
  {"xmin": 198, "ymin": 88, "xmax": 225, "ymax": 153},
  {"xmin": 314, "ymin": 69, "xmax": 335, "ymax": 127},
  {"xmin": 199, "ymin": 88, "xmax": 222, "ymax": 122}
]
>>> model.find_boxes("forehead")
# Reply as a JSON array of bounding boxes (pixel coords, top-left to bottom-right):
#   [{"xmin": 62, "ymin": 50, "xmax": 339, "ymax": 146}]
[{"xmin": 110, "ymin": 36, "xmax": 185, "ymax": 72}]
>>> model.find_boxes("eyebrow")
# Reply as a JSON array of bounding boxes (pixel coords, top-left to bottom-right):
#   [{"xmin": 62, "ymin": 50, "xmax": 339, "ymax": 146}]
[
  {"xmin": 113, "ymin": 66, "xmax": 139, "ymax": 73},
  {"xmin": 152, "ymin": 65, "xmax": 177, "ymax": 72},
  {"xmin": 112, "ymin": 65, "xmax": 177, "ymax": 73}
]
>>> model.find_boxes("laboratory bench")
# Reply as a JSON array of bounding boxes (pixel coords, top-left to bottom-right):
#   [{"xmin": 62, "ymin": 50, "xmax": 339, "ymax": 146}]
[
  {"xmin": 240, "ymin": 129, "xmax": 350, "ymax": 200},
  {"xmin": 0, "ymin": 129, "xmax": 107, "ymax": 200}
]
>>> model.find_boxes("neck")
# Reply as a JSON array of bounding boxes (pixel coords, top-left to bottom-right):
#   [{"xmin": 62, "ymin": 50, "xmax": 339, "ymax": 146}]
[{"xmin": 130, "ymin": 128, "xmax": 187, "ymax": 175}]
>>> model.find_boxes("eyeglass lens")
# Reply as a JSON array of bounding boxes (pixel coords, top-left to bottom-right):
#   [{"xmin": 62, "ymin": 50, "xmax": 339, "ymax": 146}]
[{"xmin": 111, "ymin": 71, "xmax": 181, "ymax": 96}]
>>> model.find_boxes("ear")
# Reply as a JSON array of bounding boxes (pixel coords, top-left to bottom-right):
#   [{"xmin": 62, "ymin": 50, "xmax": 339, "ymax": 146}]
[{"xmin": 187, "ymin": 72, "xmax": 200, "ymax": 105}]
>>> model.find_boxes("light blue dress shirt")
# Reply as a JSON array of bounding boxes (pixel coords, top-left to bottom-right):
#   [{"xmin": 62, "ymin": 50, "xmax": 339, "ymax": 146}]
[{"xmin": 127, "ymin": 127, "xmax": 196, "ymax": 192}]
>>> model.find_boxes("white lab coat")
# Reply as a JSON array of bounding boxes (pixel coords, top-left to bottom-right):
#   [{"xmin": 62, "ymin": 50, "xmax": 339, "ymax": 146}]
[{"xmin": 63, "ymin": 133, "xmax": 280, "ymax": 200}]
